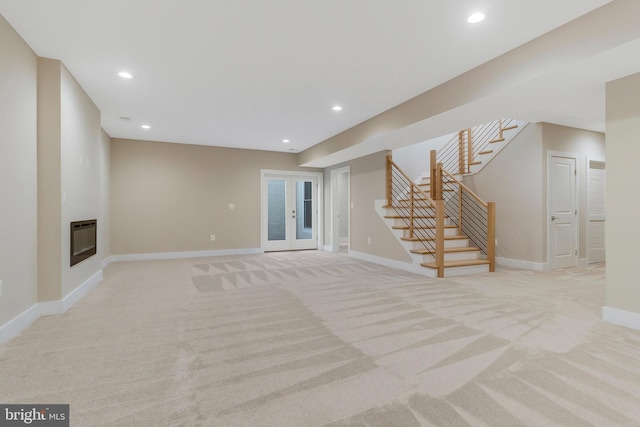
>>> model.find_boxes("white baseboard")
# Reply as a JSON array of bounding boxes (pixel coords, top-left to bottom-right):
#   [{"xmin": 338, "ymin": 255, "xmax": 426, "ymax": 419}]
[
  {"xmin": 602, "ymin": 306, "xmax": 640, "ymax": 331},
  {"xmin": 578, "ymin": 258, "xmax": 588, "ymax": 268},
  {"xmin": 0, "ymin": 270, "xmax": 104, "ymax": 345},
  {"xmin": 496, "ymin": 257, "xmax": 547, "ymax": 271},
  {"xmin": 101, "ymin": 255, "xmax": 114, "ymax": 269},
  {"xmin": 110, "ymin": 248, "xmax": 263, "ymax": 262},
  {"xmin": 0, "ymin": 304, "xmax": 41, "ymax": 346},
  {"xmin": 349, "ymin": 251, "xmax": 435, "ymax": 277}
]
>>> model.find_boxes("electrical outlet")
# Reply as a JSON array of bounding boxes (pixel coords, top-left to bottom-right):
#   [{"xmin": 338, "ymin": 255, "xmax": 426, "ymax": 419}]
[
  {"xmin": 495, "ymin": 239, "xmax": 498, "ymax": 247},
  {"xmin": 367, "ymin": 237, "xmax": 371, "ymax": 244},
  {"xmin": 228, "ymin": 203, "xmax": 235, "ymax": 210},
  {"xmin": 210, "ymin": 235, "xmax": 216, "ymax": 241}
]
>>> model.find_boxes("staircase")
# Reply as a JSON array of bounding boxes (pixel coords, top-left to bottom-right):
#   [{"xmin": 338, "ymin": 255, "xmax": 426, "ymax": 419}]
[{"xmin": 379, "ymin": 118, "xmax": 522, "ymax": 277}]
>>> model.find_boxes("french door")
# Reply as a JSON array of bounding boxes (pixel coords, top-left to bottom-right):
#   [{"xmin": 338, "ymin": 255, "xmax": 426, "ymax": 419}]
[{"xmin": 261, "ymin": 172, "xmax": 320, "ymax": 251}]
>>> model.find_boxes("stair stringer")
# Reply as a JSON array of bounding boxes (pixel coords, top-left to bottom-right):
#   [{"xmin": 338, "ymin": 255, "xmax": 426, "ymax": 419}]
[{"xmin": 467, "ymin": 119, "xmax": 528, "ymax": 175}]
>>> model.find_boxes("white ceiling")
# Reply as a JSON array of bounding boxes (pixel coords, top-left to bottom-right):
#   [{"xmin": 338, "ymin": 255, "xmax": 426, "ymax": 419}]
[{"xmin": 0, "ymin": 0, "xmax": 616, "ymax": 156}]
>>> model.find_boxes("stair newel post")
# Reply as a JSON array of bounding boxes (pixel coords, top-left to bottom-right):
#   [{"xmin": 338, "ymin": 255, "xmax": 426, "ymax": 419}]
[
  {"xmin": 466, "ymin": 128, "xmax": 473, "ymax": 173},
  {"xmin": 409, "ymin": 184, "xmax": 414, "ymax": 239},
  {"xmin": 457, "ymin": 182, "xmax": 463, "ymax": 235},
  {"xmin": 386, "ymin": 154, "xmax": 393, "ymax": 207},
  {"xmin": 435, "ymin": 199, "xmax": 445, "ymax": 278},
  {"xmin": 430, "ymin": 150, "xmax": 436, "ymax": 200},
  {"xmin": 435, "ymin": 163, "xmax": 443, "ymax": 201},
  {"xmin": 458, "ymin": 131, "xmax": 465, "ymax": 175},
  {"xmin": 487, "ymin": 202, "xmax": 496, "ymax": 272}
]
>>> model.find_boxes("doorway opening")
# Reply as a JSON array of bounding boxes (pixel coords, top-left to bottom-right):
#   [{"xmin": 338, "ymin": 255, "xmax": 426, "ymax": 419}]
[{"xmin": 330, "ymin": 166, "xmax": 350, "ymax": 253}]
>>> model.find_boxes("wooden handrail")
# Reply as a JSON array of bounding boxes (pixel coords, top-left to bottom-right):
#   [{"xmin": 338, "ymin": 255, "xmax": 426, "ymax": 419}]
[
  {"xmin": 441, "ymin": 169, "xmax": 488, "ymax": 208},
  {"xmin": 387, "ymin": 157, "xmax": 435, "ymax": 208}
]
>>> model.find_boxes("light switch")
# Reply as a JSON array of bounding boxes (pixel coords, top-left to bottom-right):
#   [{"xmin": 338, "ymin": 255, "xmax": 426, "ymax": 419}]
[{"xmin": 228, "ymin": 203, "xmax": 235, "ymax": 210}]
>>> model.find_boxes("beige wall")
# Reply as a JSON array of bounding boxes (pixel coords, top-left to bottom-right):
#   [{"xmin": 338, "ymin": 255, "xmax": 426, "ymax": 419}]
[
  {"xmin": 37, "ymin": 58, "xmax": 109, "ymax": 300},
  {"xmin": 0, "ymin": 15, "xmax": 38, "ymax": 326},
  {"xmin": 349, "ymin": 152, "xmax": 411, "ymax": 262},
  {"xmin": 464, "ymin": 122, "xmax": 604, "ymax": 265},
  {"xmin": 605, "ymin": 72, "xmax": 640, "ymax": 316},
  {"xmin": 464, "ymin": 124, "xmax": 546, "ymax": 263},
  {"xmin": 37, "ymin": 58, "xmax": 63, "ymax": 301},
  {"xmin": 110, "ymin": 139, "xmax": 318, "ymax": 255},
  {"xmin": 59, "ymin": 64, "xmax": 105, "ymax": 297},
  {"xmin": 541, "ymin": 123, "xmax": 606, "ymax": 262}
]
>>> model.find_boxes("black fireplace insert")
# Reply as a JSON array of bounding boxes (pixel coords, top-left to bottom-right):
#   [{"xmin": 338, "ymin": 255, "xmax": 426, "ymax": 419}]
[{"xmin": 70, "ymin": 219, "xmax": 97, "ymax": 266}]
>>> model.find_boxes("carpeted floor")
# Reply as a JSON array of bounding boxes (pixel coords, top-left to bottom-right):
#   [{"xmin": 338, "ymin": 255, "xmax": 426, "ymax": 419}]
[{"xmin": 1, "ymin": 251, "xmax": 639, "ymax": 426}]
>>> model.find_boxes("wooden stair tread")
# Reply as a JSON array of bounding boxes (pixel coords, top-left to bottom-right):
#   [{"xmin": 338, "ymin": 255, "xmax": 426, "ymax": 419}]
[
  {"xmin": 502, "ymin": 125, "xmax": 518, "ymax": 131},
  {"xmin": 469, "ymin": 161, "xmax": 481, "ymax": 166},
  {"xmin": 479, "ymin": 150, "xmax": 493, "ymax": 155},
  {"xmin": 411, "ymin": 247, "xmax": 480, "ymax": 255},
  {"xmin": 384, "ymin": 215, "xmax": 436, "ymax": 219},
  {"xmin": 421, "ymin": 259, "xmax": 491, "ymax": 269},
  {"xmin": 401, "ymin": 235, "xmax": 468, "ymax": 242},
  {"xmin": 489, "ymin": 138, "xmax": 505, "ymax": 143},
  {"xmin": 393, "ymin": 225, "xmax": 457, "ymax": 230}
]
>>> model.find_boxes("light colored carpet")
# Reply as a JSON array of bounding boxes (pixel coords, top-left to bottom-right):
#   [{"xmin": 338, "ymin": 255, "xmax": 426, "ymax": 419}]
[{"xmin": 1, "ymin": 251, "xmax": 639, "ymax": 426}]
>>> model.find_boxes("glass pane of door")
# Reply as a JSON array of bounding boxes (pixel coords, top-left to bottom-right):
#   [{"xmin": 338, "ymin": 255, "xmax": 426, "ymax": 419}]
[
  {"xmin": 267, "ymin": 179, "xmax": 286, "ymax": 241},
  {"xmin": 295, "ymin": 180, "xmax": 313, "ymax": 240}
]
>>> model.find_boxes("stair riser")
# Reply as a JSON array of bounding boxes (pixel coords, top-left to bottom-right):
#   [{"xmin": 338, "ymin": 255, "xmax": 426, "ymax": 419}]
[
  {"xmin": 421, "ymin": 252, "xmax": 481, "ymax": 263},
  {"xmin": 390, "ymin": 217, "xmax": 454, "ymax": 228},
  {"xmin": 401, "ymin": 228, "xmax": 457, "ymax": 239},
  {"xmin": 411, "ymin": 239, "xmax": 469, "ymax": 250},
  {"xmin": 424, "ymin": 264, "xmax": 490, "ymax": 277}
]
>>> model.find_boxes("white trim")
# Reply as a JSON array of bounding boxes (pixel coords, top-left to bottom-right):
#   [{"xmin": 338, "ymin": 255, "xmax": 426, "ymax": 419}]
[
  {"xmin": 0, "ymin": 270, "xmax": 104, "ymax": 345},
  {"xmin": 0, "ymin": 304, "xmax": 41, "ymax": 346},
  {"xmin": 101, "ymin": 255, "xmax": 114, "ymax": 269},
  {"xmin": 322, "ymin": 245, "xmax": 334, "ymax": 252},
  {"xmin": 603, "ymin": 306, "xmax": 640, "ymax": 331},
  {"xmin": 110, "ymin": 248, "xmax": 263, "ymax": 263},
  {"xmin": 349, "ymin": 250, "xmax": 434, "ymax": 277},
  {"xmin": 578, "ymin": 258, "xmax": 588, "ymax": 268},
  {"xmin": 496, "ymin": 257, "xmax": 548, "ymax": 271}
]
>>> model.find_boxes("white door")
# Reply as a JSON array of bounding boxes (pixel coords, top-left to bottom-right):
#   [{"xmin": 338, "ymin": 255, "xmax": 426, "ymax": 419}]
[
  {"xmin": 588, "ymin": 160, "xmax": 606, "ymax": 263},
  {"xmin": 330, "ymin": 167, "xmax": 350, "ymax": 252},
  {"xmin": 262, "ymin": 174, "xmax": 318, "ymax": 251},
  {"xmin": 549, "ymin": 155, "xmax": 577, "ymax": 269}
]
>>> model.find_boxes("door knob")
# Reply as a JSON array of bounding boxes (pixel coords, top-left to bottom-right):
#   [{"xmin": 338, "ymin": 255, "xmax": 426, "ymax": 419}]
[{"xmin": 551, "ymin": 216, "xmax": 557, "ymax": 220}]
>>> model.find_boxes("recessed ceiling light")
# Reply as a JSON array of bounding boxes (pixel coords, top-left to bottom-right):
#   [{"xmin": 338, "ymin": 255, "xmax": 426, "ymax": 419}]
[
  {"xmin": 141, "ymin": 124, "xmax": 151, "ymax": 129},
  {"xmin": 282, "ymin": 139, "xmax": 290, "ymax": 144},
  {"xmin": 118, "ymin": 71, "xmax": 133, "ymax": 79},
  {"xmin": 332, "ymin": 105, "xmax": 343, "ymax": 111},
  {"xmin": 467, "ymin": 12, "xmax": 485, "ymax": 23}
]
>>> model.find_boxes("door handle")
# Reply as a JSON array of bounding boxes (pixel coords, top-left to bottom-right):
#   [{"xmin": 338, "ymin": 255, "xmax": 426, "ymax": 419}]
[{"xmin": 551, "ymin": 216, "xmax": 557, "ymax": 221}]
